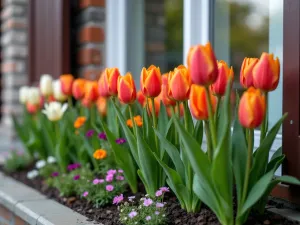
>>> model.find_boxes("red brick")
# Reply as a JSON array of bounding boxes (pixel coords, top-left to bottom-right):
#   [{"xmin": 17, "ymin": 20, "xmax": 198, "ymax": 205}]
[
  {"xmin": 79, "ymin": 0, "xmax": 105, "ymax": 9},
  {"xmin": 78, "ymin": 48, "xmax": 102, "ymax": 65},
  {"xmin": 0, "ymin": 205, "xmax": 12, "ymax": 221},
  {"xmin": 15, "ymin": 215, "xmax": 26, "ymax": 225},
  {"xmin": 81, "ymin": 68, "xmax": 103, "ymax": 80},
  {"xmin": 2, "ymin": 18, "xmax": 27, "ymax": 30},
  {"xmin": 79, "ymin": 26, "xmax": 104, "ymax": 43}
]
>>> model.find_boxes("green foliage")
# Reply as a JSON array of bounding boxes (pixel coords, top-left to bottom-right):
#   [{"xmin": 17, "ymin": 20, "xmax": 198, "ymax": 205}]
[{"xmin": 4, "ymin": 150, "xmax": 32, "ymax": 173}]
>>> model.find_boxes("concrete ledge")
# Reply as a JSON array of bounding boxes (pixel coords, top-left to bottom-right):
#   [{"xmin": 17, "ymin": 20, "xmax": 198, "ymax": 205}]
[{"xmin": 0, "ymin": 172, "xmax": 98, "ymax": 225}]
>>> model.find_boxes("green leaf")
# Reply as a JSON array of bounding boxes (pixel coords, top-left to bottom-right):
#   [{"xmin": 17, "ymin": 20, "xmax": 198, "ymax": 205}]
[
  {"xmin": 266, "ymin": 155, "xmax": 284, "ymax": 173},
  {"xmin": 158, "ymin": 102, "xmax": 169, "ymax": 137},
  {"xmin": 276, "ymin": 175, "xmax": 300, "ymax": 185},
  {"xmin": 183, "ymin": 101, "xmax": 195, "ymax": 134},
  {"xmin": 270, "ymin": 147, "xmax": 282, "ymax": 162},
  {"xmin": 142, "ymin": 107, "xmax": 157, "ymax": 152},
  {"xmin": 193, "ymin": 120, "xmax": 203, "ymax": 144}
]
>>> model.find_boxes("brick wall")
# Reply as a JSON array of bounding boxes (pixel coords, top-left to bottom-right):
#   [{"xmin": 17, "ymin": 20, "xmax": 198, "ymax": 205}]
[
  {"xmin": 0, "ymin": 205, "xmax": 29, "ymax": 225},
  {"xmin": 76, "ymin": 0, "xmax": 105, "ymax": 80}
]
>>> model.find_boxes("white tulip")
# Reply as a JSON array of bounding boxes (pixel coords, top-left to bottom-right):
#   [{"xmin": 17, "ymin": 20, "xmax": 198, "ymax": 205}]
[
  {"xmin": 40, "ymin": 74, "xmax": 53, "ymax": 96},
  {"xmin": 35, "ymin": 160, "xmax": 46, "ymax": 169},
  {"xmin": 52, "ymin": 79, "xmax": 68, "ymax": 102},
  {"xmin": 47, "ymin": 156, "xmax": 56, "ymax": 164},
  {"xmin": 27, "ymin": 87, "xmax": 40, "ymax": 105},
  {"xmin": 19, "ymin": 86, "xmax": 29, "ymax": 104},
  {"xmin": 27, "ymin": 170, "xmax": 39, "ymax": 179},
  {"xmin": 42, "ymin": 101, "xmax": 68, "ymax": 121}
]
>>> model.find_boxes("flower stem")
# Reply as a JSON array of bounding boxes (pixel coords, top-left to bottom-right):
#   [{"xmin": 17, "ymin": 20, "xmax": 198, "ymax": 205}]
[
  {"xmin": 214, "ymin": 95, "xmax": 221, "ymax": 127},
  {"xmin": 90, "ymin": 103, "xmax": 95, "ymax": 126},
  {"xmin": 151, "ymin": 97, "xmax": 159, "ymax": 153},
  {"xmin": 171, "ymin": 106, "xmax": 179, "ymax": 146},
  {"xmin": 129, "ymin": 105, "xmax": 137, "ymax": 136},
  {"xmin": 260, "ymin": 92, "xmax": 268, "ymax": 144},
  {"xmin": 113, "ymin": 97, "xmax": 120, "ymax": 137},
  {"xmin": 68, "ymin": 96, "xmax": 73, "ymax": 108},
  {"xmin": 204, "ymin": 86, "xmax": 217, "ymax": 153},
  {"xmin": 204, "ymin": 120, "xmax": 212, "ymax": 161}
]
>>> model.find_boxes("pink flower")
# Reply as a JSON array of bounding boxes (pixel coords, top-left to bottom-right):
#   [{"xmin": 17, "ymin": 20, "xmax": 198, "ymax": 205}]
[
  {"xmin": 106, "ymin": 184, "xmax": 114, "ymax": 192},
  {"xmin": 98, "ymin": 179, "xmax": 105, "ymax": 184},
  {"xmin": 146, "ymin": 216, "xmax": 151, "ymax": 221},
  {"xmin": 113, "ymin": 194, "xmax": 124, "ymax": 205},
  {"xmin": 118, "ymin": 169, "xmax": 124, "ymax": 173},
  {"xmin": 106, "ymin": 174, "xmax": 114, "ymax": 182},
  {"xmin": 159, "ymin": 187, "xmax": 170, "ymax": 193},
  {"xmin": 156, "ymin": 202, "xmax": 164, "ymax": 208},
  {"xmin": 155, "ymin": 211, "xmax": 160, "ymax": 215},
  {"xmin": 155, "ymin": 190, "xmax": 163, "ymax": 197},
  {"xmin": 82, "ymin": 191, "xmax": 88, "ymax": 197},
  {"xmin": 143, "ymin": 198, "xmax": 153, "ymax": 207},
  {"xmin": 107, "ymin": 169, "xmax": 117, "ymax": 175},
  {"xmin": 116, "ymin": 175, "xmax": 124, "ymax": 181},
  {"xmin": 93, "ymin": 179, "xmax": 100, "ymax": 185},
  {"xmin": 128, "ymin": 211, "xmax": 137, "ymax": 218},
  {"xmin": 73, "ymin": 174, "xmax": 80, "ymax": 180}
]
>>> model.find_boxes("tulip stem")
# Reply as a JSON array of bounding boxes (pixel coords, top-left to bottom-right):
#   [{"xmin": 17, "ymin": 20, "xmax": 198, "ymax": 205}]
[
  {"xmin": 68, "ymin": 96, "xmax": 73, "ymax": 108},
  {"xmin": 214, "ymin": 95, "xmax": 221, "ymax": 129},
  {"xmin": 241, "ymin": 128, "xmax": 253, "ymax": 205},
  {"xmin": 129, "ymin": 105, "xmax": 137, "ymax": 136},
  {"xmin": 113, "ymin": 97, "xmax": 120, "ymax": 137},
  {"xmin": 171, "ymin": 106, "xmax": 179, "ymax": 146},
  {"xmin": 204, "ymin": 120, "xmax": 212, "ymax": 161},
  {"xmin": 204, "ymin": 86, "xmax": 217, "ymax": 154},
  {"xmin": 176, "ymin": 102, "xmax": 180, "ymax": 119},
  {"xmin": 150, "ymin": 97, "xmax": 159, "ymax": 153},
  {"xmin": 260, "ymin": 92, "xmax": 268, "ymax": 144}
]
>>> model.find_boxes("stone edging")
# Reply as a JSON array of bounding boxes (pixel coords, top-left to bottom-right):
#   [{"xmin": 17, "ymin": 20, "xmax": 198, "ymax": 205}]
[{"xmin": 0, "ymin": 172, "xmax": 98, "ymax": 225}]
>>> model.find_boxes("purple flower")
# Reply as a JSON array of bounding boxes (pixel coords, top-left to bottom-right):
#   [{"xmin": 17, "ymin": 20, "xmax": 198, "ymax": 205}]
[
  {"xmin": 67, "ymin": 163, "xmax": 81, "ymax": 171},
  {"xmin": 113, "ymin": 194, "xmax": 124, "ymax": 205},
  {"xmin": 155, "ymin": 211, "xmax": 160, "ymax": 215},
  {"xmin": 82, "ymin": 191, "xmax": 88, "ymax": 197},
  {"xmin": 155, "ymin": 190, "xmax": 163, "ymax": 197},
  {"xmin": 159, "ymin": 187, "xmax": 170, "ymax": 193},
  {"xmin": 143, "ymin": 198, "xmax": 153, "ymax": 207},
  {"xmin": 116, "ymin": 175, "xmax": 124, "ymax": 181},
  {"xmin": 128, "ymin": 211, "xmax": 137, "ymax": 218},
  {"xmin": 146, "ymin": 216, "xmax": 151, "ymax": 221},
  {"xmin": 73, "ymin": 174, "xmax": 80, "ymax": 180},
  {"xmin": 156, "ymin": 202, "xmax": 164, "ymax": 208},
  {"xmin": 107, "ymin": 169, "xmax": 117, "ymax": 175},
  {"xmin": 106, "ymin": 184, "xmax": 114, "ymax": 192},
  {"xmin": 51, "ymin": 172, "xmax": 59, "ymax": 177},
  {"xmin": 115, "ymin": 138, "xmax": 126, "ymax": 144},
  {"xmin": 85, "ymin": 129, "xmax": 95, "ymax": 138},
  {"xmin": 118, "ymin": 169, "xmax": 123, "ymax": 173},
  {"xmin": 93, "ymin": 179, "xmax": 100, "ymax": 185},
  {"xmin": 98, "ymin": 132, "xmax": 107, "ymax": 140},
  {"xmin": 106, "ymin": 174, "xmax": 114, "ymax": 182}
]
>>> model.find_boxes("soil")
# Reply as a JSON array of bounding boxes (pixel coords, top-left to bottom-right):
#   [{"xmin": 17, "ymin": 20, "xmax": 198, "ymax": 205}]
[{"xmin": 1, "ymin": 166, "xmax": 299, "ymax": 225}]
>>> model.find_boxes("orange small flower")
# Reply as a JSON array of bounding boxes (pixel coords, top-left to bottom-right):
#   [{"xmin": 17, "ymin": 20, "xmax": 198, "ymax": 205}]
[
  {"xmin": 127, "ymin": 115, "xmax": 143, "ymax": 128},
  {"xmin": 189, "ymin": 84, "xmax": 217, "ymax": 120},
  {"xmin": 84, "ymin": 81, "xmax": 99, "ymax": 102},
  {"xmin": 93, "ymin": 149, "xmax": 107, "ymax": 160},
  {"xmin": 240, "ymin": 57, "xmax": 259, "ymax": 89},
  {"xmin": 60, "ymin": 74, "xmax": 74, "ymax": 96},
  {"xmin": 211, "ymin": 60, "xmax": 234, "ymax": 96},
  {"xmin": 96, "ymin": 96, "xmax": 107, "ymax": 116},
  {"xmin": 137, "ymin": 90, "xmax": 146, "ymax": 107},
  {"xmin": 168, "ymin": 65, "xmax": 191, "ymax": 101},
  {"xmin": 74, "ymin": 116, "xmax": 87, "ymax": 128},
  {"xmin": 161, "ymin": 74, "xmax": 176, "ymax": 107},
  {"xmin": 103, "ymin": 68, "xmax": 120, "ymax": 96},
  {"xmin": 252, "ymin": 53, "xmax": 280, "ymax": 92},
  {"xmin": 188, "ymin": 43, "xmax": 218, "ymax": 86},
  {"xmin": 140, "ymin": 65, "xmax": 162, "ymax": 98},
  {"xmin": 238, "ymin": 87, "xmax": 266, "ymax": 128},
  {"xmin": 117, "ymin": 72, "xmax": 136, "ymax": 104},
  {"xmin": 72, "ymin": 78, "xmax": 86, "ymax": 100}
]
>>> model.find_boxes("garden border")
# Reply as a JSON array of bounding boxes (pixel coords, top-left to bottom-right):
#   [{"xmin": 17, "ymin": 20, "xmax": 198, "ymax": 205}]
[{"xmin": 0, "ymin": 171, "xmax": 98, "ymax": 225}]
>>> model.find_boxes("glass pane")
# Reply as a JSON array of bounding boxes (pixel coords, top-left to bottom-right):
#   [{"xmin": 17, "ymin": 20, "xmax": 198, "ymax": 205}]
[{"xmin": 144, "ymin": 0, "xmax": 183, "ymax": 73}]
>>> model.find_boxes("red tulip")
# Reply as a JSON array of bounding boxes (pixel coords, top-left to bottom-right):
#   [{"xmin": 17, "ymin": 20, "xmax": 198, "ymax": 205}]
[
  {"xmin": 140, "ymin": 65, "xmax": 162, "ymax": 98},
  {"xmin": 240, "ymin": 57, "xmax": 259, "ymax": 88},
  {"xmin": 168, "ymin": 65, "xmax": 191, "ymax": 101},
  {"xmin": 60, "ymin": 74, "xmax": 74, "ymax": 96},
  {"xmin": 117, "ymin": 72, "xmax": 136, "ymax": 104},
  {"xmin": 103, "ymin": 68, "xmax": 120, "ymax": 96},
  {"xmin": 211, "ymin": 60, "xmax": 234, "ymax": 96},
  {"xmin": 72, "ymin": 79, "xmax": 86, "ymax": 100}
]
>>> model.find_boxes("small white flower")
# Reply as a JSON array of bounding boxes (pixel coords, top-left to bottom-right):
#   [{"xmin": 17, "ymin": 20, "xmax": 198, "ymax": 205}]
[
  {"xmin": 27, "ymin": 87, "xmax": 40, "ymax": 105},
  {"xmin": 42, "ymin": 101, "xmax": 68, "ymax": 121},
  {"xmin": 36, "ymin": 160, "xmax": 46, "ymax": 169},
  {"xmin": 47, "ymin": 156, "xmax": 56, "ymax": 164},
  {"xmin": 19, "ymin": 86, "xmax": 29, "ymax": 104},
  {"xmin": 27, "ymin": 170, "xmax": 39, "ymax": 179},
  {"xmin": 124, "ymin": 217, "xmax": 127, "ymax": 220},
  {"xmin": 52, "ymin": 80, "xmax": 68, "ymax": 102}
]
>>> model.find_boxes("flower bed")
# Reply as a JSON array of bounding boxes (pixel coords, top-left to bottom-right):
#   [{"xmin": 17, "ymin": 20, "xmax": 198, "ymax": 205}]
[{"xmin": 5, "ymin": 43, "xmax": 300, "ymax": 225}]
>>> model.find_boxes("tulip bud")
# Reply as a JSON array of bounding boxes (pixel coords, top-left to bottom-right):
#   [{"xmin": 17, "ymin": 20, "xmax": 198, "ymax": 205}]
[
  {"xmin": 118, "ymin": 72, "xmax": 136, "ymax": 104},
  {"xmin": 140, "ymin": 65, "xmax": 162, "ymax": 98},
  {"xmin": 188, "ymin": 43, "xmax": 218, "ymax": 86},
  {"xmin": 240, "ymin": 57, "xmax": 259, "ymax": 88},
  {"xmin": 96, "ymin": 96, "xmax": 107, "ymax": 117},
  {"xmin": 40, "ymin": 74, "xmax": 53, "ymax": 97},
  {"xmin": 84, "ymin": 81, "xmax": 99, "ymax": 102},
  {"xmin": 72, "ymin": 79, "xmax": 86, "ymax": 100},
  {"xmin": 19, "ymin": 86, "xmax": 29, "ymax": 104},
  {"xmin": 211, "ymin": 60, "xmax": 234, "ymax": 96},
  {"xmin": 98, "ymin": 72, "xmax": 110, "ymax": 98},
  {"xmin": 42, "ymin": 101, "xmax": 68, "ymax": 121},
  {"xmin": 60, "ymin": 74, "xmax": 74, "ymax": 96},
  {"xmin": 161, "ymin": 74, "xmax": 176, "ymax": 107},
  {"xmin": 238, "ymin": 87, "xmax": 265, "ymax": 128},
  {"xmin": 103, "ymin": 68, "xmax": 120, "ymax": 96},
  {"xmin": 168, "ymin": 65, "xmax": 191, "ymax": 101},
  {"xmin": 137, "ymin": 90, "xmax": 146, "ymax": 107},
  {"xmin": 189, "ymin": 84, "xmax": 217, "ymax": 120},
  {"xmin": 252, "ymin": 53, "xmax": 280, "ymax": 92},
  {"xmin": 27, "ymin": 87, "xmax": 40, "ymax": 105},
  {"xmin": 53, "ymin": 80, "xmax": 68, "ymax": 102},
  {"xmin": 26, "ymin": 102, "xmax": 39, "ymax": 114}
]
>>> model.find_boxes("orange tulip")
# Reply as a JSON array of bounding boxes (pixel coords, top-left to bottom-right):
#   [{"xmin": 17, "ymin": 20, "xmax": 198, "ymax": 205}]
[
  {"xmin": 60, "ymin": 74, "xmax": 74, "ymax": 96},
  {"xmin": 166, "ymin": 103, "xmax": 184, "ymax": 117},
  {"xmin": 252, "ymin": 53, "xmax": 280, "ymax": 92},
  {"xmin": 96, "ymin": 96, "xmax": 107, "ymax": 117},
  {"xmin": 240, "ymin": 57, "xmax": 259, "ymax": 88},
  {"xmin": 161, "ymin": 74, "xmax": 176, "ymax": 107},
  {"xmin": 168, "ymin": 65, "xmax": 191, "ymax": 101},
  {"xmin": 147, "ymin": 96, "xmax": 161, "ymax": 117},
  {"xmin": 84, "ymin": 81, "xmax": 99, "ymax": 102},
  {"xmin": 26, "ymin": 102, "xmax": 39, "ymax": 114},
  {"xmin": 137, "ymin": 90, "xmax": 146, "ymax": 107},
  {"xmin": 98, "ymin": 72, "xmax": 110, "ymax": 98},
  {"xmin": 188, "ymin": 43, "xmax": 218, "ymax": 86},
  {"xmin": 72, "ymin": 78, "xmax": 86, "ymax": 100},
  {"xmin": 189, "ymin": 84, "xmax": 217, "ymax": 120},
  {"xmin": 74, "ymin": 116, "xmax": 87, "ymax": 128},
  {"xmin": 117, "ymin": 72, "xmax": 136, "ymax": 104},
  {"xmin": 238, "ymin": 87, "xmax": 266, "ymax": 128},
  {"xmin": 103, "ymin": 68, "xmax": 120, "ymax": 96},
  {"xmin": 211, "ymin": 60, "xmax": 234, "ymax": 96},
  {"xmin": 140, "ymin": 65, "xmax": 162, "ymax": 98}
]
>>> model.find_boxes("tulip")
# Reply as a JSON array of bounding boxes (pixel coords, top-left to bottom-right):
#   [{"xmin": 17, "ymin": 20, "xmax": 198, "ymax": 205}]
[
  {"xmin": 147, "ymin": 96, "xmax": 161, "ymax": 117},
  {"xmin": 166, "ymin": 103, "xmax": 184, "ymax": 117},
  {"xmin": 238, "ymin": 87, "xmax": 265, "ymax": 128},
  {"xmin": 60, "ymin": 74, "xmax": 74, "ymax": 96},
  {"xmin": 240, "ymin": 57, "xmax": 259, "ymax": 88},
  {"xmin": 53, "ymin": 80, "xmax": 68, "ymax": 102},
  {"xmin": 189, "ymin": 84, "xmax": 217, "ymax": 120},
  {"xmin": 117, "ymin": 72, "xmax": 136, "ymax": 104},
  {"xmin": 26, "ymin": 102, "xmax": 39, "ymax": 114},
  {"xmin": 40, "ymin": 74, "xmax": 53, "ymax": 97},
  {"xmin": 72, "ymin": 79, "xmax": 86, "ymax": 100},
  {"xmin": 103, "ymin": 68, "xmax": 120, "ymax": 96},
  {"xmin": 84, "ymin": 81, "xmax": 99, "ymax": 102},
  {"xmin": 188, "ymin": 42, "xmax": 218, "ymax": 86},
  {"xmin": 168, "ymin": 65, "xmax": 191, "ymax": 101},
  {"xmin": 211, "ymin": 60, "xmax": 234, "ymax": 96},
  {"xmin": 42, "ymin": 101, "xmax": 68, "ymax": 121},
  {"xmin": 161, "ymin": 74, "xmax": 176, "ymax": 107},
  {"xmin": 137, "ymin": 90, "xmax": 146, "ymax": 107},
  {"xmin": 96, "ymin": 96, "xmax": 107, "ymax": 116},
  {"xmin": 27, "ymin": 87, "xmax": 40, "ymax": 105},
  {"xmin": 252, "ymin": 53, "xmax": 280, "ymax": 92},
  {"xmin": 98, "ymin": 72, "xmax": 109, "ymax": 98},
  {"xmin": 140, "ymin": 65, "xmax": 162, "ymax": 98},
  {"xmin": 19, "ymin": 86, "xmax": 29, "ymax": 104}
]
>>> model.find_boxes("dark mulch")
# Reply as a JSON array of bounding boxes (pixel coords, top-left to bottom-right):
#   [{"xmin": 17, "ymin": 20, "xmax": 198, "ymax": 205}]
[{"xmin": 1, "ymin": 166, "xmax": 299, "ymax": 225}]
